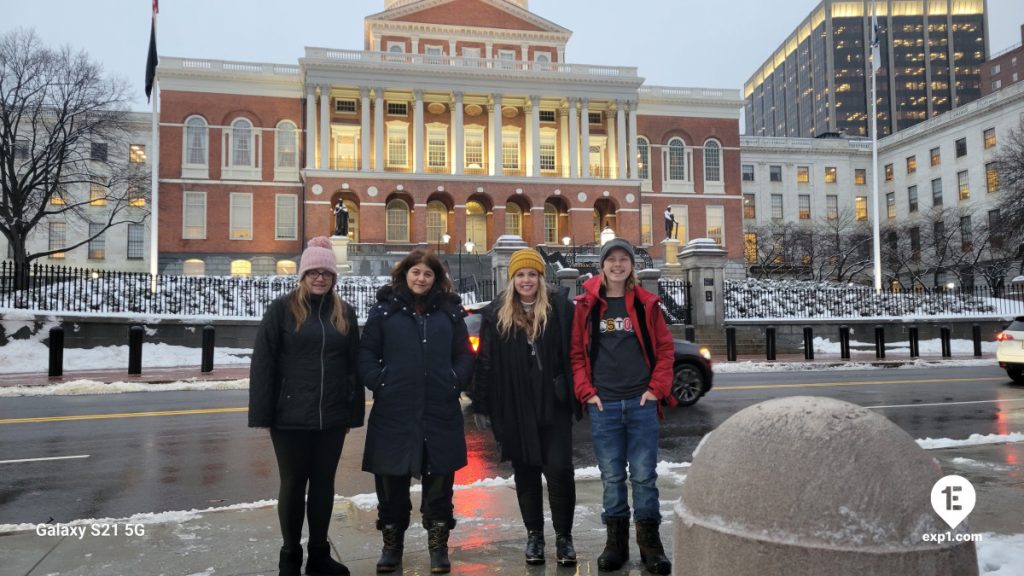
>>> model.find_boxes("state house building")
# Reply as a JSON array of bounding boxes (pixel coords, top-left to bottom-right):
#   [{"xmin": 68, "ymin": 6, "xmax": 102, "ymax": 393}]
[{"xmin": 156, "ymin": 0, "xmax": 743, "ymax": 276}]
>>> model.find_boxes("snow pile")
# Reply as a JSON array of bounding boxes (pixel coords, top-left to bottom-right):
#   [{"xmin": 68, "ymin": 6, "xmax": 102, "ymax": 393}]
[
  {"xmin": 917, "ymin": 432, "xmax": 1024, "ymax": 450},
  {"xmin": 977, "ymin": 533, "xmax": 1024, "ymax": 575},
  {"xmin": 0, "ymin": 378, "xmax": 250, "ymax": 397},
  {"xmin": 0, "ymin": 338, "xmax": 252, "ymax": 375}
]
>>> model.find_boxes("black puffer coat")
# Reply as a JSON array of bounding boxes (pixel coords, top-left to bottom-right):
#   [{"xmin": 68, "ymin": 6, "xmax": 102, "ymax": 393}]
[
  {"xmin": 248, "ymin": 292, "xmax": 364, "ymax": 430},
  {"xmin": 359, "ymin": 285, "xmax": 475, "ymax": 477}
]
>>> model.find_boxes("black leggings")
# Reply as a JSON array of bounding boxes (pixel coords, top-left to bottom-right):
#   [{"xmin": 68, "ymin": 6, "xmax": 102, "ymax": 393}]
[
  {"xmin": 270, "ymin": 427, "xmax": 347, "ymax": 548},
  {"xmin": 375, "ymin": 472, "xmax": 455, "ymax": 529},
  {"xmin": 512, "ymin": 419, "xmax": 575, "ymax": 534}
]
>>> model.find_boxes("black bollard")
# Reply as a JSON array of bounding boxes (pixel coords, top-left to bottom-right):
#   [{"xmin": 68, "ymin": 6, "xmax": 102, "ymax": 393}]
[
  {"xmin": 839, "ymin": 325, "xmax": 851, "ymax": 360},
  {"xmin": 726, "ymin": 326, "xmax": 737, "ymax": 362},
  {"xmin": 940, "ymin": 326, "xmax": 952, "ymax": 358},
  {"xmin": 48, "ymin": 326, "xmax": 64, "ymax": 378},
  {"xmin": 803, "ymin": 326, "xmax": 814, "ymax": 360},
  {"xmin": 909, "ymin": 326, "xmax": 919, "ymax": 358},
  {"xmin": 874, "ymin": 325, "xmax": 886, "ymax": 359},
  {"xmin": 201, "ymin": 325, "xmax": 216, "ymax": 373},
  {"xmin": 972, "ymin": 324, "xmax": 982, "ymax": 357},
  {"xmin": 685, "ymin": 325, "xmax": 696, "ymax": 342},
  {"xmin": 128, "ymin": 325, "xmax": 144, "ymax": 375},
  {"xmin": 766, "ymin": 326, "xmax": 777, "ymax": 361}
]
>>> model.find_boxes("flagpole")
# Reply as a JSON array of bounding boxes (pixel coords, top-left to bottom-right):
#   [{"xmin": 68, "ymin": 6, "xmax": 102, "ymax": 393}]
[
  {"xmin": 870, "ymin": 0, "xmax": 882, "ymax": 292},
  {"xmin": 149, "ymin": 3, "xmax": 160, "ymax": 290}
]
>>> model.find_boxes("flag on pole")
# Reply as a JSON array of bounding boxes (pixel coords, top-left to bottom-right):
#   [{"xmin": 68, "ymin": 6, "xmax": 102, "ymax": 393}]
[
  {"xmin": 870, "ymin": 1, "xmax": 881, "ymax": 74},
  {"xmin": 145, "ymin": 0, "xmax": 159, "ymax": 102}
]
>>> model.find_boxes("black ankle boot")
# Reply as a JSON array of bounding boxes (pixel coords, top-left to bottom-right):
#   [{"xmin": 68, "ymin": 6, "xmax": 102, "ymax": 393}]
[
  {"xmin": 279, "ymin": 546, "xmax": 302, "ymax": 576},
  {"xmin": 305, "ymin": 542, "xmax": 350, "ymax": 576},
  {"xmin": 376, "ymin": 524, "xmax": 405, "ymax": 573},
  {"xmin": 555, "ymin": 533, "xmax": 577, "ymax": 567},
  {"xmin": 635, "ymin": 520, "xmax": 671, "ymax": 575},
  {"xmin": 524, "ymin": 529, "xmax": 545, "ymax": 565},
  {"xmin": 597, "ymin": 516, "xmax": 630, "ymax": 572},
  {"xmin": 427, "ymin": 520, "xmax": 452, "ymax": 574}
]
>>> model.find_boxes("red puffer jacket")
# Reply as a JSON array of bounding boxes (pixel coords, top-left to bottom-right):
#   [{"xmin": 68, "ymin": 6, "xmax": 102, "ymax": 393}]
[{"xmin": 570, "ymin": 275, "xmax": 677, "ymax": 410}]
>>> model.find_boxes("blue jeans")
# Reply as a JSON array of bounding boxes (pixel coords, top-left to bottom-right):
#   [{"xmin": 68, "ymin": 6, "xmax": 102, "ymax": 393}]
[{"xmin": 587, "ymin": 396, "xmax": 661, "ymax": 523}]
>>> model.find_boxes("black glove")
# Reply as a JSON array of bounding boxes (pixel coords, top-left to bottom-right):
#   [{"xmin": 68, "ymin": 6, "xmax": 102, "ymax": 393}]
[{"xmin": 473, "ymin": 413, "xmax": 492, "ymax": 431}]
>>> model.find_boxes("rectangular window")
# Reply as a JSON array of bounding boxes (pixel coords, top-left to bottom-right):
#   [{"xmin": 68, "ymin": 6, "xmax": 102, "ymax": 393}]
[
  {"xmin": 89, "ymin": 178, "xmax": 107, "ymax": 206},
  {"xmin": 957, "ymin": 170, "xmax": 970, "ymax": 200},
  {"xmin": 983, "ymin": 127, "xmax": 996, "ymax": 149},
  {"xmin": 387, "ymin": 126, "xmax": 408, "ymax": 167},
  {"xmin": 744, "ymin": 232, "xmax": 758, "ymax": 264},
  {"xmin": 933, "ymin": 221, "xmax": 945, "ymax": 247},
  {"xmin": 464, "ymin": 130, "xmax": 484, "ymax": 171},
  {"xmin": 544, "ymin": 208, "xmax": 557, "ymax": 244},
  {"xmin": 743, "ymin": 194, "xmax": 756, "ymax": 219},
  {"xmin": 855, "ymin": 196, "xmax": 867, "ymax": 221},
  {"xmin": 127, "ymin": 223, "xmax": 144, "ymax": 260},
  {"xmin": 931, "ymin": 178, "xmax": 943, "ymax": 207},
  {"xmin": 641, "ymin": 204, "xmax": 652, "ymax": 245},
  {"xmin": 854, "ymin": 168, "xmax": 866, "ymax": 185},
  {"xmin": 960, "ymin": 215, "xmax": 972, "ymax": 251},
  {"xmin": 275, "ymin": 195, "xmax": 297, "ymax": 240},
  {"xmin": 797, "ymin": 166, "xmax": 809, "ymax": 183},
  {"xmin": 906, "ymin": 156, "xmax": 917, "ymax": 174},
  {"xmin": 588, "ymin": 112, "xmax": 602, "ymax": 125},
  {"xmin": 770, "ymin": 165, "xmax": 782, "ymax": 182},
  {"xmin": 335, "ymin": 99, "xmax": 356, "ymax": 113},
  {"xmin": 50, "ymin": 192, "xmax": 66, "ymax": 205},
  {"xmin": 387, "ymin": 102, "xmax": 407, "ymax": 116},
  {"xmin": 909, "ymin": 227, "xmax": 921, "ymax": 261},
  {"xmin": 798, "ymin": 195, "xmax": 810, "ymax": 219},
  {"xmin": 49, "ymin": 221, "xmax": 66, "ymax": 259},
  {"xmin": 90, "ymin": 142, "xmax": 108, "ymax": 161},
  {"xmin": 539, "ymin": 136, "xmax": 556, "ymax": 171},
  {"xmin": 827, "ymin": 195, "xmax": 838, "ymax": 221},
  {"xmin": 706, "ymin": 206, "xmax": 724, "ymax": 246},
  {"xmin": 886, "ymin": 192, "xmax": 896, "ymax": 219},
  {"xmin": 182, "ymin": 192, "xmax": 206, "ymax": 239},
  {"xmin": 742, "ymin": 164, "xmax": 755, "ymax": 181},
  {"xmin": 989, "ymin": 209, "xmax": 1003, "ymax": 249},
  {"xmin": 884, "ymin": 163, "xmax": 893, "ymax": 181},
  {"xmin": 771, "ymin": 194, "xmax": 783, "ymax": 219},
  {"xmin": 424, "ymin": 45, "xmax": 444, "ymax": 64},
  {"xmin": 502, "ymin": 131, "xmax": 520, "ymax": 170},
  {"xmin": 930, "ymin": 147, "xmax": 941, "ymax": 166},
  {"xmin": 129, "ymin": 144, "xmax": 146, "ymax": 164},
  {"xmin": 908, "ymin": 185, "xmax": 918, "ymax": 213},
  {"xmin": 986, "ymin": 162, "xmax": 998, "ymax": 192},
  {"xmin": 955, "ymin": 137, "xmax": 967, "ymax": 158},
  {"xmin": 88, "ymin": 223, "xmax": 105, "ymax": 260},
  {"xmin": 128, "ymin": 187, "xmax": 146, "ymax": 207},
  {"xmin": 824, "ymin": 166, "xmax": 837, "ymax": 183},
  {"xmin": 230, "ymin": 193, "xmax": 253, "ymax": 240},
  {"xmin": 539, "ymin": 110, "xmax": 556, "ymax": 123},
  {"xmin": 427, "ymin": 128, "xmax": 447, "ymax": 169}
]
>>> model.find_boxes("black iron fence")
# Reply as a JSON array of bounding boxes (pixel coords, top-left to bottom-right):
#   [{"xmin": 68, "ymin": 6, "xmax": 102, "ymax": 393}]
[{"xmin": 658, "ymin": 279, "xmax": 693, "ymax": 324}]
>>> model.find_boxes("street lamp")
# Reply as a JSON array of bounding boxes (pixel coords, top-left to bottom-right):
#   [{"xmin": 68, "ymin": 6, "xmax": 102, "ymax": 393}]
[
  {"xmin": 562, "ymin": 235, "xmax": 574, "ymax": 267},
  {"xmin": 440, "ymin": 232, "xmax": 451, "ymax": 254},
  {"xmin": 600, "ymin": 225, "xmax": 616, "ymax": 246},
  {"xmin": 457, "ymin": 239, "xmax": 475, "ymax": 293}
]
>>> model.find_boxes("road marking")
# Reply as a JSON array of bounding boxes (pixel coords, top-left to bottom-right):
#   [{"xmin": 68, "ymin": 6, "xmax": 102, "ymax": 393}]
[
  {"xmin": 716, "ymin": 376, "xmax": 1007, "ymax": 391},
  {"xmin": 0, "ymin": 454, "xmax": 90, "ymax": 465},
  {"xmin": 869, "ymin": 398, "xmax": 1024, "ymax": 409}
]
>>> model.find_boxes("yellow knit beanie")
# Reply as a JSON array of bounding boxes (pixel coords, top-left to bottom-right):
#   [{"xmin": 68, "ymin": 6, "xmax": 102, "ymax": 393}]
[{"xmin": 508, "ymin": 248, "xmax": 546, "ymax": 279}]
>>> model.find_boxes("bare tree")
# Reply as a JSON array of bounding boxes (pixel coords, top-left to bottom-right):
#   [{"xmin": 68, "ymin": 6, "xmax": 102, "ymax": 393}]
[
  {"xmin": 811, "ymin": 209, "xmax": 872, "ymax": 283},
  {"xmin": 0, "ymin": 29, "xmax": 148, "ymax": 289},
  {"xmin": 745, "ymin": 222, "xmax": 804, "ymax": 279},
  {"xmin": 993, "ymin": 116, "xmax": 1024, "ymax": 276}
]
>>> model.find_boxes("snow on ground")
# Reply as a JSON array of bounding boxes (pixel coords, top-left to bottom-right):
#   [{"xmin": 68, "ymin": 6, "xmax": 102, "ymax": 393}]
[
  {"xmin": 814, "ymin": 337, "xmax": 997, "ymax": 355},
  {"xmin": 713, "ymin": 358, "xmax": 993, "ymax": 373},
  {"xmin": 978, "ymin": 533, "xmax": 1024, "ymax": 576},
  {"xmin": 0, "ymin": 339, "xmax": 251, "ymax": 375},
  {"xmin": 917, "ymin": 432, "xmax": 1024, "ymax": 450},
  {"xmin": 0, "ymin": 378, "xmax": 251, "ymax": 398}
]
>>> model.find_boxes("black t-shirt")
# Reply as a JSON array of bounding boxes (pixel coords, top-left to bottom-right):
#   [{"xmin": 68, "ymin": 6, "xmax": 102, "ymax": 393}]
[{"xmin": 591, "ymin": 297, "xmax": 651, "ymax": 400}]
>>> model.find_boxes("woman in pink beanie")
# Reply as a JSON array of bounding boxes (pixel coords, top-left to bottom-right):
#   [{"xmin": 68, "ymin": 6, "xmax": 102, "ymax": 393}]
[{"xmin": 249, "ymin": 236, "xmax": 364, "ymax": 576}]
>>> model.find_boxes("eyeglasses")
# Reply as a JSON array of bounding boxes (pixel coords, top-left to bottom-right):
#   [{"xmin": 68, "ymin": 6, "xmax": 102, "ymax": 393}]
[{"xmin": 304, "ymin": 270, "xmax": 335, "ymax": 280}]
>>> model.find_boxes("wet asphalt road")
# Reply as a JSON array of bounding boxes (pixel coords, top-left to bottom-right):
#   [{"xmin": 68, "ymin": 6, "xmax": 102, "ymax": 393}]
[{"xmin": 1, "ymin": 365, "xmax": 1021, "ymax": 525}]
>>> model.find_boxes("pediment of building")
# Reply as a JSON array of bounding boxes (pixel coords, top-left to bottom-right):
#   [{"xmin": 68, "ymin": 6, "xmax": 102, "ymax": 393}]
[{"xmin": 367, "ymin": 0, "xmax": 569, "ymax": 34}]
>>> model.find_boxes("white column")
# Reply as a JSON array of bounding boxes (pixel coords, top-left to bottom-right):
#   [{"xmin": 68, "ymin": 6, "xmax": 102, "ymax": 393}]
[
  {"xmin": 373, "ymin": 37, "xmax": 381, "ymax": 52},
  {"xmin": 485, "ymin": 41, "xmax": 493, "ymax": 61},
  {"xmin": 414, "ymin": 90, "xmax": 424, "ymax": 173},
  {"xmin": 557, "ymin": 47, "xmax": 565, "ymax": 63},
  {"xmin": 559, "ymin": 103, "xmax": 569, "ymax": 178},
  {"xmin": 448, "ymin": 39, "xmax": 457, "ymax": 59},
  {"xmin": 453, "ymin": 91, "xmax": 464, "ymax": 175},
  {"xmin": 607, "ymin": 103, "xmax": 617, "ymax": 179},
  {"xmin": 521, "ymin": 43, "xmax": 530, "ymax": 70},
  {"xmin": 580, "ymin": 98, "xmax": 590, "ymax": 179},
  {"xmin": 305, "ymin": 86, "xmax": 316, "ymax": 169},
  {"xmin": 319, "ymin": 84, "xmax": 330, "ymax": 170},
  {"xmin": 567, "ymin": 97, "xmax": 579, "ymax": 179},
  {"xmin": 490, "ymin": 94, "xmax": 503, "ymax": 176},
  {"xmin": 360, "ymin": 87, "xmax": 371, "ymax": 171},
  {"xmin": 374, "ymin": 87, "xmax": 384, "ymax": 172},
  {"xmin": 628, "ymin": 100, "xmax": 639, "ymax": 179},
  {"xmin": 616, "ymin": 100, "xmax": 627, "ymax": 179},
  {"xmin": 528, "ymin": 95, "xmax": 540, "ymax": 177},
  {"xmin": 411, "ymin": 37, "xmax": 420, "ymax": 55}
]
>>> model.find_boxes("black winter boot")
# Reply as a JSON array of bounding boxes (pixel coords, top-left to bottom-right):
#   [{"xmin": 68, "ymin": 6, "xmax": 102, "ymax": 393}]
[
  {"xmin": 597, "ymin": 517, "xmax": 630, "ymax": 572},
  {"xmin": 427, "ymin": 520, "xmax": 452, "ymax": 574},
  {"xmin": 524, "ymin": 529, "xmax": 545, "ymax": 565},
  {"xmin": 305, "ymin": 542, "xmax": 350, "ymax": 576},
  {"xmin": 635, "ymin": 520, "xmax": 672, "ymax": 575},
  {"xmin": 555, "ymin": 533, "xmax": 577, "ymax": 567},
  {"xmin": 376, "ymin": 524, "xmax": 405, "ymax": 573},
  {"xmin": 278, "ymin": 546, "xmax": 302, "ymax": 576}
]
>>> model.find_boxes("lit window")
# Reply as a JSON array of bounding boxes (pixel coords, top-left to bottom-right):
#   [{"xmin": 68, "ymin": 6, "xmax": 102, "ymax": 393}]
[
  {"xmin": 824, "ymin": 166, "xmax": 837, "ymax": 183},
  {"xmin": 89, "ymin": 178, "xmax": 107, "ymax": 206},
  {"xmin": 983, "ymin": 128, "xmax": 996, "ymax": 149},
  {"xmin": 854, "ymin": 168, "xmax": 866, "ymax": 185},
  {"xmin": 957, "ymin": 170, "xmax": 970, "ymax": 200},
  {"xmin": 744, "ymin": 232, "xmax": 758, "ymax": 264},
  {"xmin": 640, "ymin": 204, "xmax": 652, "ymax": 245},
  {"xmin": 706, "ymin": 206, "xmax": 724, "ymax": 246},
  {"xmin": 930, "ymin": 147, "xmax": 940, "ymax": 166},
  {"xmin": 276, "ymin": 260, "xmax": 297, "ymax": 275},
  {"xmin": 129, "ymin": 144, "xmax": 147, "ymax": 163},
  {"xmin": 637, "ymin": 137, "xmax": 650, "ymax": 180},
  {"xmin": 797, "ymin": 166, "xmax": 809, "ymax": 183},
  {"xmin": 906, "ymin": 156, "xmax": 916, "ymax": 174},
  {"xmin": 230, "ymin": 193, "xmax": 253, "ymax": 240},
  {"xmin": 506, "ymin": 203, "xmax": 523, "ymax": 237},
  {"xmin": 183, "ymin": 259, "xmax": 205, "ymax": 276},
  {"xmin": 544, "ymin": 202, "xmax": 559, "ymax": 244},
  {"xmin": 743, "ymin": 194, "xmax": 756, "ymax": 219},
  {"xmin": 230, "ymin": 259, "xmax": 252, "ymax": 277},
  {"xmin": 884, "ymin": 163, "xmax": 893, "ymax": 181},
  {"xmin": 855, "ymin": 197, "xmax": 867, "ymax": 221},
  {"xmin": 128, "ymin": 187, "xmax": 146, "ymax": 207},
  {"xmin": 798, "ymin": 195, "xmax": 810, "ymax": 219},
  {"xmin": 886, "ymin": 192, "xmax": 896, "ymax": 219},
  {"xmin": 986, "ymin": 162, "xmax": 998, "ymax": 192},
  {"xmin": 50, "ymin": 193, "xmax": 66, "ymax": 206}
]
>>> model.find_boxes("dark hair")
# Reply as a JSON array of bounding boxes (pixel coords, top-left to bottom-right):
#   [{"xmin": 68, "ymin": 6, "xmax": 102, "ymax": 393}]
[{"xmin": 390, "ymin": 249, "xmax": 453, "ymax": 295}]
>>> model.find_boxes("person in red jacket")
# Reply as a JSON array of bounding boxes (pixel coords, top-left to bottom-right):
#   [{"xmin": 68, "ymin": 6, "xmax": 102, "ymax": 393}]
[{"xmin": 569, "ymin": 238, "xmax": 674, "ymax": 575}]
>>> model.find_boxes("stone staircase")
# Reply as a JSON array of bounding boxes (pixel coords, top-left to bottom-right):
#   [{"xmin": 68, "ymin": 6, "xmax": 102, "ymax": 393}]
[{"xmin": 668, "ymin": 325, "xmax": 765, "ymax": 356}]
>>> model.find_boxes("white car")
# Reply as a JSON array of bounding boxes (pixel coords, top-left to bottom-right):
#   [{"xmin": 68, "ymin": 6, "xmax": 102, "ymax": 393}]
[{"xmin": 996, "ymin": 316, "xmax": 1024, "ymax": 384}]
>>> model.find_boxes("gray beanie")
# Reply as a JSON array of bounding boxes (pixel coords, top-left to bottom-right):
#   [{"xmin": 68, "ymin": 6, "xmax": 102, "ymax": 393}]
[{"xmin": 600, "ymin": 238, "xmax": 636, "ymax": 265}]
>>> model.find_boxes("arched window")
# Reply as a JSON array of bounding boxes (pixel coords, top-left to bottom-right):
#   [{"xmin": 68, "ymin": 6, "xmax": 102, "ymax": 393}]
[
  {"xmin": 667, "ymin": 137, "xmax": 687, "ymax": 181},
  {"xmin": 386, "ymin": 199, "xmax": 410, "ymax": 242},
  {"xmin": 183, "ymin": 258, "xmax": 205, "ymax": 276},
  {"xmin": 544, "ymin": 202, "xmax": 559, "ymax": 244},
  {"xmin": 185, "ymin": 116, "xmax": 208, "ymax": 166},
  {"xmin": 276, "ymin": 121, "xmax": 297, "ymax": 169},
  {"xmin": 231, "ymin": 118, "xmax": 253, "ymax": 167},
  {"xmin": 426, "ymin": 200, "xmax": 448, "ymax": 244},
  {"xmin": 704, "ymin": 139, "xmax": 721, "ymax": 182},
  {"xmin": 505, "ymin": 202, "xmax": 523, "ymax": 237},
  {"xmin": 466, "ymin": 201, "xmax": 487, "ymax": 251},
  {"xmin": 230, "ymin": 259, "xmax": 252, "ymax": 277},
  {"xmin": 276, "ymin": 260, "xmax": 297, "ymax": 275},
  {"xmin": 637, "ymin": 137, "xmax": 650, "ymax": 180}
]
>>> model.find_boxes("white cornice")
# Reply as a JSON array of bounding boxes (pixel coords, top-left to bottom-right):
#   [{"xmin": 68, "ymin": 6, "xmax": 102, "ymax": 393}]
[
  {"xmin": 366, "ymin": 0, "xmax": 571, "ymax": 35},
  {"xmin": 369, "ymin": 20, "xmax": 570, "ymax": 44},
  {"xmin": 159, "ymin": 57, "xmax": 303, "ymax": 98}
]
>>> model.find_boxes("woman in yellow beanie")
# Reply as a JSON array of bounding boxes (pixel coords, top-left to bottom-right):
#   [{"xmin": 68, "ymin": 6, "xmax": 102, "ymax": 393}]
[{"xmin": 471, "ymin": 248, "xmax": 580, "ymax": 566}]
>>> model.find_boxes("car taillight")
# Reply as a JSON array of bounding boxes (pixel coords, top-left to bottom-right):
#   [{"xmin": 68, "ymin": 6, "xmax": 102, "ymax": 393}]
[
  {"xmin": 996, "ymin": 331, "xmax": 1015, "ymax": 342},
  {"xmin": 469, "ymin": 335, "xmax": 480, "ymax": 352}
]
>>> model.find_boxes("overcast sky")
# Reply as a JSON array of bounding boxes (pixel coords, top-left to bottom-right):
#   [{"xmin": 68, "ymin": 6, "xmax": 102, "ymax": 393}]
[{"xmin": 8, "ymin": 0, "xmax": 1024, "ymax": 111}]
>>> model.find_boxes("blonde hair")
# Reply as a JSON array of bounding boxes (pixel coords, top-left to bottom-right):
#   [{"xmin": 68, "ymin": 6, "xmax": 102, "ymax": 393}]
[
  {"xmin": 496, "ymin": 279, "xmax": 549, "ymax": 342},
  {"xmin": 289, "ymin": 282, "xmax": 349, "ymax": 335}
]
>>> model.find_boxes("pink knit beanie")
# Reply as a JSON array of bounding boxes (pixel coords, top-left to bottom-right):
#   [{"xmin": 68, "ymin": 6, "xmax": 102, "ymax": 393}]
[{"xmin": 297, "ymin": 236, "xmax": 337, "ymax": 278}]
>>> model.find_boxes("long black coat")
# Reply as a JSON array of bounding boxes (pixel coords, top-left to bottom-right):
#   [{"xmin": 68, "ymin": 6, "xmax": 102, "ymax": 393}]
[
  {"xmin": 358, "ymin": 286, "xmax": 475, "ymax": 477},
  {"xmin": 248, "ymin": 292, "xmax": 364, "ymax": 430}
]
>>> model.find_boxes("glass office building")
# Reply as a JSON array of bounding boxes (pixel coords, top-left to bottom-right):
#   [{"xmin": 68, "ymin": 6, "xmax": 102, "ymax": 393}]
[{"xmin": 744, "ymin": 0, "xmax": 988, "ymax": 138}]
